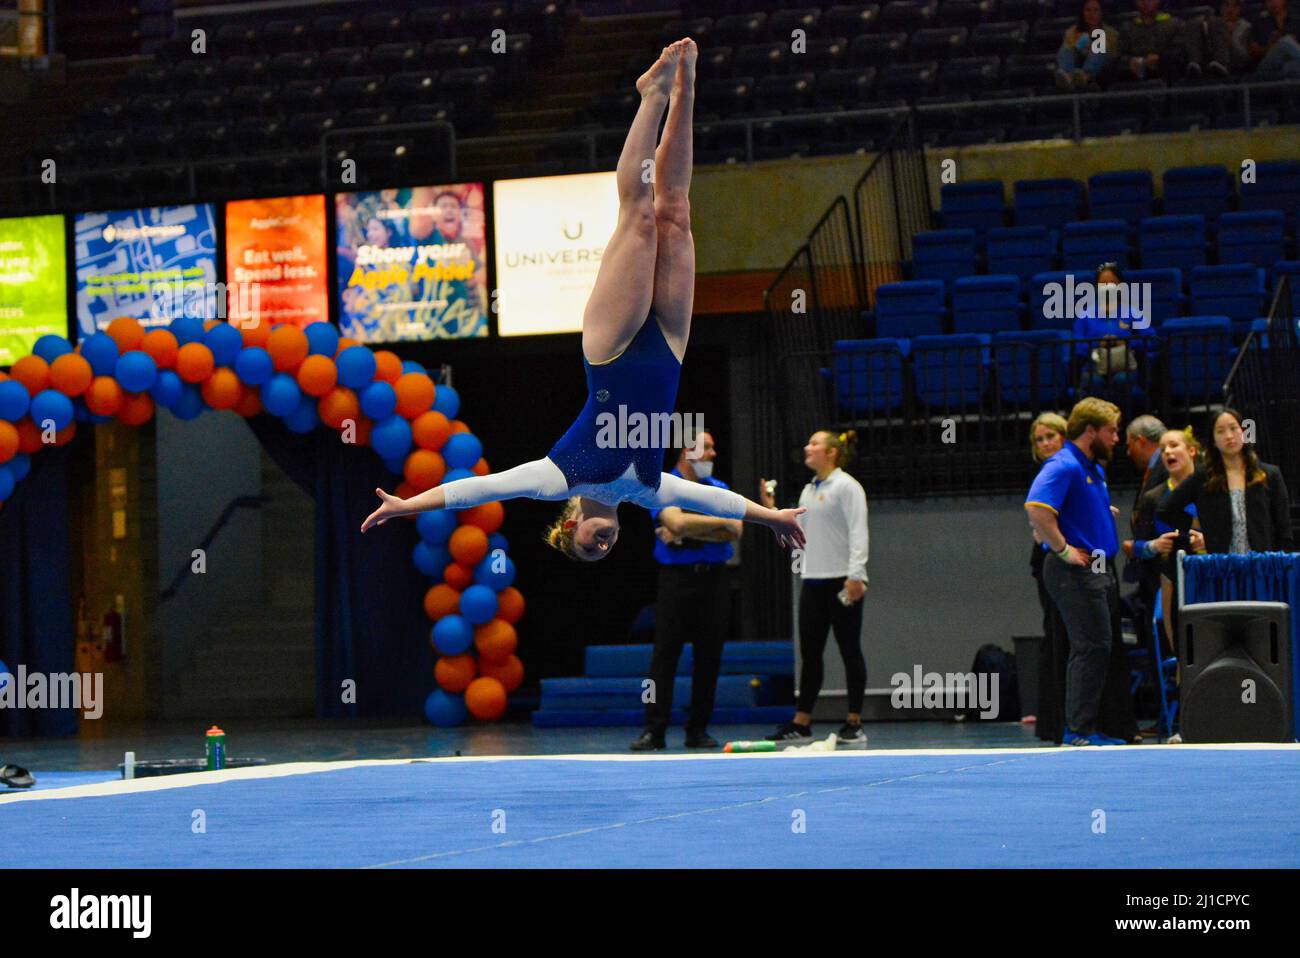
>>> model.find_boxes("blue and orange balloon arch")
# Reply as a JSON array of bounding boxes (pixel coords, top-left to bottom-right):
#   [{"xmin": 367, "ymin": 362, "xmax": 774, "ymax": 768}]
[{"xmin": 0, "ymin": 315, "xmax": 523, "ymax": 726}]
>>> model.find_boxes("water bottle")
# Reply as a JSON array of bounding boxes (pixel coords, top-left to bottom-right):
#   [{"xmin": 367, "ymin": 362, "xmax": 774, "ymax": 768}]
[{"xmin": 205, "ymin": 726, "xmax": 226, "ymax": 770}]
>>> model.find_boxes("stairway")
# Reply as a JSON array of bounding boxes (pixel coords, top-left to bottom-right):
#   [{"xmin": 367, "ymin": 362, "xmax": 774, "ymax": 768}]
[{"xmin": 532, "ymin": 640, "xmax": 795, "ymax": 727}]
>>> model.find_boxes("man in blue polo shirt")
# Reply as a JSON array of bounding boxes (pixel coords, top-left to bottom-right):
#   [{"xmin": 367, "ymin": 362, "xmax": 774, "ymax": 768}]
[
  {"xmin": 631, "ymin": 430, "xmax": 741, "ymax": 751},
  {"xmin": 1026, "ymin": 398, "xmax": 1130, "ymax": 747}
]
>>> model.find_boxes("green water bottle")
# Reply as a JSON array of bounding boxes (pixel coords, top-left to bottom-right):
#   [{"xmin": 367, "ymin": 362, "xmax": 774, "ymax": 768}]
[
  {"xmin": 723, "ymin": 740, "xmax": 776, "ymax": 753},
  {"xmin": 205, "ymin": 726, "xmax": 226, "ymax": 770}
]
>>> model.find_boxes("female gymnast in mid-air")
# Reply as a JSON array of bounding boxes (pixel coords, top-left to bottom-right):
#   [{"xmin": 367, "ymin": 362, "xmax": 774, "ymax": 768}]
[{"xmin": 362, "ymin": 39, "xmax": 806, "ymax": 559}]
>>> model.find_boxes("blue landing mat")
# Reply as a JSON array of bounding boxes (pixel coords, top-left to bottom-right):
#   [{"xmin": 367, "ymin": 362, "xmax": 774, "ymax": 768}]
[{"xmin": 3, "ymin": 747, "xmax": 1297, "ymax": 868}]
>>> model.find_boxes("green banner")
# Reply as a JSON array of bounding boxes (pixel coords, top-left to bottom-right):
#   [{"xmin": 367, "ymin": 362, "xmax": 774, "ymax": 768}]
[{"xmin": 0, "ymin": 215, "xmax": 67, "ymax": 367}]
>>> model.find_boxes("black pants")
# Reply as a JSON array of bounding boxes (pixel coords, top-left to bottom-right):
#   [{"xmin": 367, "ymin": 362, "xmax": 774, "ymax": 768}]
[
  {"xmin": 644, "ymin": 564, "xmax": 730, "ymax": 733},
  {"xmin": 797, "ymin": 578, "xmax": 866, "ymax": 714}
]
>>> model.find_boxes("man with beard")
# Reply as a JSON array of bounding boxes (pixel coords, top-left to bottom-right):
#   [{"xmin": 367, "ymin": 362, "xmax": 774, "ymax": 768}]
[{"xmin": 1025, "ymin": 398, "xmax": 1137, "ymax": 746}]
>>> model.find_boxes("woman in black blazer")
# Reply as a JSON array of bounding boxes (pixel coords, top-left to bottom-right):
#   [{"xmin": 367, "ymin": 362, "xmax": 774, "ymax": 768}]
[{"xmin": 1158, "ymin": 408, "xmax": 1294, "ymax": 555}]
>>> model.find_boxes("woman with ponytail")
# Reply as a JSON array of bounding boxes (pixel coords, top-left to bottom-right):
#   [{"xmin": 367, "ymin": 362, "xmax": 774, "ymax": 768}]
[{"xmin": 759, "ymin": 429, "xmax": 870, "ymax": 743}]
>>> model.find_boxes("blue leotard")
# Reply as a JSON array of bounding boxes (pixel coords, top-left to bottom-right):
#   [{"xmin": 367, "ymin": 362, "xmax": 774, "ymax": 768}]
[{"xmin": 547, "ymin": 314, "xmax": 681, "ymax": 493}]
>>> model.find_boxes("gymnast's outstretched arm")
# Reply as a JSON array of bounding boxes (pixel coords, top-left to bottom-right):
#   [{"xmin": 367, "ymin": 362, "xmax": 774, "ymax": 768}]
[
  {"xmin": 361, "ymin": 459, "xmax": 568, "ymax": 532},
  {"xmin": 653, "ymin": 472, "xmax": 807, "ymax": 549}
]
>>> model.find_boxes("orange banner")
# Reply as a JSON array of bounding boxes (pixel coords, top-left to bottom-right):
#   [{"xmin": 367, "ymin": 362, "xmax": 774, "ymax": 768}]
[{"xmin": 224, "ymin": 194, "xmax": 328, "ymax": 330}]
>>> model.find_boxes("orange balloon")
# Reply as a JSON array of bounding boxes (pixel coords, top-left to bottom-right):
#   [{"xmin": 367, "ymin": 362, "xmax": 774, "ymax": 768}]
[
  {"xmin": 10, "ymin": 355, "xmax": 50, "ymax": 396},
  {"xmin": 472, "ymin": 458, "xmax": 490, "ymax": 476},
  {"xmin": 0, "ymin": 370, "xmax": 8, "ymax": 381},
  {"xmin": 49, "ymin": 353, "xmax": 93, "ymax": 397},
  {"xmin": 460, "ymin": 500, "xmax": 504, "ymax": 534},
  {"xmin": 334, "ymin": 337, "xmax": 358, "ymax": 357},
  {"xmin": 319, "ymin": 387, "xmax": 359, "ymax": 429},
  {"xmin": 474, "ymin": 619, "xmax": 517, "ymax": 664},
  {"xmin": 297, "ymin": 354, "xmax": 337, "ymax": 397},
  {"xmin": 479, "ymin": 654, "xmax": 524, "ymax": 693},
  {"xmin": 106, "ymin": 316, "xmax": 145, "ymax": 352},
  {"xmin": 175, "ymin": 342, "xmax": 215, "ymax": 384},
  {"xmin": 201, "ymin": 368, "xmax": 241, "ymax": 410},
  {"xmin": 353, "ymin": 416, "xmax": 373, "ymax": 447},
  {"xmin": 372, "ymin": 350, "xmax": 403, "ymax": 384},
  {"xmin": 403, "ymin": 448, "xmax": 446, "ymax": 492},
  {"xmin": 239, "ymin": 317, "xmax": 272, "ymax": 349},
  {"xmin": 411, "ymin": 410, "xmax": 451, "ymax": 450},
  {"xmin": 395, "ymin": 480, "xmax": 415, "ymax": 503},
  {"xmin": 449, "ymin": 524, "xmax": 489, "ymax": 565},
  {"xmin": 53, "ymin": 422, "xmax": 76, "ymax": 447},
  {"xmin": 443, "ymin": 562, "xmax": 474, "ymax": 591},
  {"xmin": 268, "ymin": 324, "xmax": 310, "ymax": 372},
  {"xmin": 86, "ymin": 376, "xmax": 124, "ymax": 416},
  {"xmin": 234, "ymin": 384, "xmax": 262, "ymax": 417},
  {"xmin": 141, "ymin": 329, "xmax": 179, "ymax": 369},
  {"xmin": 117, "ymin": 391, "xmax": 155, "ymax": 426},
  {"xmin": 449, "ymin": 419, "xmax": 470, "ymax": 435},
  {"xmin": 15, "ymin": 418, "xmax": 44, "ymax": 454},
  {"xmin": 465, "ymin": 676, "xmax": 507, "ymax": 720},
  {"xmin": 0, "ymin": 420, "xmax": 18, "ymax": 463},
  {"xmin": 496, "ymin": 586, "xmax": 525, "ymax": 625},
  {"xmin": 203, "ymin": 319, "xmax": 218, "ymax": 331},
  {"xmin": 394, "ymin": 373, "xmax": 435, "ymax": 419},
  {"xmin": 424, "ymin": 583, "xmax": 460, "ymax": 621},
  {"xmin": 434, "ymin": 653, "xmax": 477, "ymax": 693}
]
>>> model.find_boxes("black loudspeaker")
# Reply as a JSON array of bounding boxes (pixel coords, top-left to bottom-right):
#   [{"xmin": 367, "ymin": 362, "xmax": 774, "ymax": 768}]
[{"xmin": 1179, "ymin": 601, "xmax": 1294, "ymax": 743}]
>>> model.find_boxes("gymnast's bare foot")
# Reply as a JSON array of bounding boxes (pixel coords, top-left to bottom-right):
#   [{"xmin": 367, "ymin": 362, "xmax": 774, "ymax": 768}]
[
  {"xmin": 675, "ymin": 38, "xmax": 697, "ymax": 92},
  {"xmin": 637, "ymin": 43, "xmax": 680, "ymax": 99}
]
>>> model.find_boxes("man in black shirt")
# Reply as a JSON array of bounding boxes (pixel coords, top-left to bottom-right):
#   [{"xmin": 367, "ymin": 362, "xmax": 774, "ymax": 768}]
[{"xmin": 1250, "ymin": 0, "xmax": 1300, "ymax": 74}]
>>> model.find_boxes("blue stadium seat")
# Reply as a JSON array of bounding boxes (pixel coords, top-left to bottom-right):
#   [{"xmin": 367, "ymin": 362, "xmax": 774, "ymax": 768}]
[
  {"xmin": 1216, "ymin": 210, "xmax": 1287, "ymax": 267},
  {"xmin": 911, "ymin": 333, "xmax": 992, "ymax": 408},
  {"xmin": 834, "ymin": 338, "xmax": 910, "ymax": 415},
  {"xmin": 1188, "ymin": 263, "xmax": 1265, "ymax": 322},
  {"xmin": 1162, "ymin": 165, "xmax": 1234, "ymax": 221},
  {"xmin": 1138, "ymin": 215, "xmax": 1207, "ymax": 270},
  {"xmin": 1061, "ymin": 219, "xmax": 1130, "ymax": 271},
  {"xmin": 952, "ymin": 274, "xmax": 1023, "ymax": 333},
  {"xmin": 1272, "ymin": 260, "xmax": 1300, "ymax": 313},
  {"xmin": 1088, "ymin": 170, "xmax": 1155, "ymax": 226},
  {"xmin": 1014, "ymin": 178, "xmax": 1084, "ymax": 230},
  {"xmin": 874, "ymin": 280, "xmax": 947, "ymax": 337},
  {"xmin": 940, "ymin": 179, "xmax": 1005, "ymax": 233},
  {"xmin": 987, "ymin": 226, "xmax": 1056, "ymax": 282},
  {"xmin": 1028, "ymin": 269, "xmax": 1095, "ymax": 330},
  {"xmin": 1124, "ymin": 267, "xmax": 1184, "ymax": 327},
  {"xmin": 993, "ymin": 329, "xmax": 1071, "ymax": 404},
  {"xmin": 1161, "ymin": 316, "xmax": 1235, "ymax": 402},
  {"xmin": 911, "ymin": 229, "xmax": 979, "ymax": 286},
  {"xmin": 1239, "ymin": 160, "xmax": 1300, "ymax": 222}
]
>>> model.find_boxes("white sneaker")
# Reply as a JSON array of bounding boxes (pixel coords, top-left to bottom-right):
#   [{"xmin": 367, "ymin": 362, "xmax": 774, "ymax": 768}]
[{"xmin": 1168, "ymin": 732, "xmax": 1183, "ymax": 744}]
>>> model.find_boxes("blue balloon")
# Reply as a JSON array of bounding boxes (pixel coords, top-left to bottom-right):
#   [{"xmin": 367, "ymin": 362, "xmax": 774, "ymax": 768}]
[
  {"xmin": 371, "ymin": 415, "xmax": 412, "ymax": 460},
  {"xmin": 442, "ymin": 432, "xmax": 483, "ymax": 470},
  {"xmin": 149, "ymin": 369, "xmax": 183, "ymax": 408},
  {"xmin": 7, "ymin": 453, "xmax": 30, "ymax": 482},
  {"xmin": 234, "ymin": 346, "xmax": 274, "ymax": 386},
  {"xmin": 32, "ymin": 334, "xmax": 72, "ymax": 364},
  {"xmin": 169, "ymin": 316, "xmax": 206, "ymax": 346},
  {"xmin": 80, "ymin": 332, "xmax": 120, "ymax": 377},
  {"xmin": 442, "ymin": 467, "xmax": 474, "ymax": 486},
  {"xmin": 0, "ymin": 380, "xmax": 31, "ymax": 421},
  {"xmin": 401, "ymin": 360, "xmax": 426, "ymax": 376},
  {"xmin": 0, "ymin": 659, "xmax": 10, "ymax": 691},
  {"xmin": 114, "ymin": 351, "xmax": 158, "ymax": 393},
  {"xmin": 424, "ymin": 688, "xmax": 467, "ymax": 727},
  {"xmin": 459, "ymin": 584, "xmax": 499, "ymax": 625},
  {"xmin": 261, "ymin": 373, "xmax": 302, "ymax": 417},
  {"xmin": 336, "ymin": 346, "xmax": 376, "ymax": 389},
  {"xmin": 204, "ymin": 322, "xmax": 243, "ymax": 367},
  {"xmin": 431, "ymin": 614, "xmax": 474, "ymax": 655},
  {"xmin": 171, "ymin": 384, "xmax": 205, "ymax": 420},
  {"xmin": 413, "ymin": 542, "xmax": 452, "ymax": 577},
  {"xmin": 0, "ymin": 464, "xmax": 14, "ymax": 501},
  {"xmin": 29, "ymin": 389, "xmax": 74, "ymax": 432},
  {"xmin": 417, "ymin": 509, "xmax": 459, "ymax": 545},
  {"xmin": 285, "ymin": 397, "xmax": 320, "ymax": 433},
  {"xmin": 304, "ymin": 321, "xmax": 340, "ymax": 358},
  {"xmin": 358, "ymin": 380, "xmax": 397, "ymax": 420},
  {"xmin": 474, "ymin": 553, "xmax": 517, "ymax": 592},
  {"xmin": 431, "ymin": 382, "xmax": 459, "ymax": 418},
  {"xmin": 487, "ymin": 532, "xmax": 509, "ymax": 554}
]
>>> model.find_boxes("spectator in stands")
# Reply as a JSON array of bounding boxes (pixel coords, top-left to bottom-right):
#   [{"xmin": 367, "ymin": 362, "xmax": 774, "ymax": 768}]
[
  {"xmin": 759, "ymin": 430, "xmax": 869, "ymax": 744},
  {"xmin": 1026, "ymin": 398, "xmax": 1139, "ymax": 746},
  {"xmin": 1158, "ymin": 407, "xmax": 1295, "ymax": 554},
  {"xmin": 1074, "ymin": 263, "xmax": 1144, "ymax": 411},
  {"xmin": 1056, "ymin": 0, "xmax": 1121, "ymax": 89},
  {"xmin": 631, "ymin": 431, "xmax": 741, "ymax": 751},
  {"xmin": 1193, "ymin": 0, "xmax": 1254, "ymax": 76},
  {"xmin": 1027, "ymin": 412, "xmax": 1068, "ymax": 737},
  {"xmin": 1110, "ymin": 0, "xmax": 1190, "ymax": 82},
  {"xmin": 1120, "ymin": 414, "xmax": 1169, "ymax": 636},
  {"xmin": 1249, "ymin": 0, "xmax": 1300, "ymax": 76}
]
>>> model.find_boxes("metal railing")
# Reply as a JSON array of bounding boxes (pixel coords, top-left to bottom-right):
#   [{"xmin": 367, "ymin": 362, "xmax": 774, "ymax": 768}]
[{"xmin": 159, "ymin": 493, "xmax": 269, "ymax": 603}]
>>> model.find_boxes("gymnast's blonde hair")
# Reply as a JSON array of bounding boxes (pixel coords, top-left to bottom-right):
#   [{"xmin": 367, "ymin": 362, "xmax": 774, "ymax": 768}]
[
  {"xmin": 820, "ymin": 429, "xmax": 858, "ymax": 468},
  {"xmin": 544, "ymin": 496, "xmax": 583, "ymax": 560}
]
